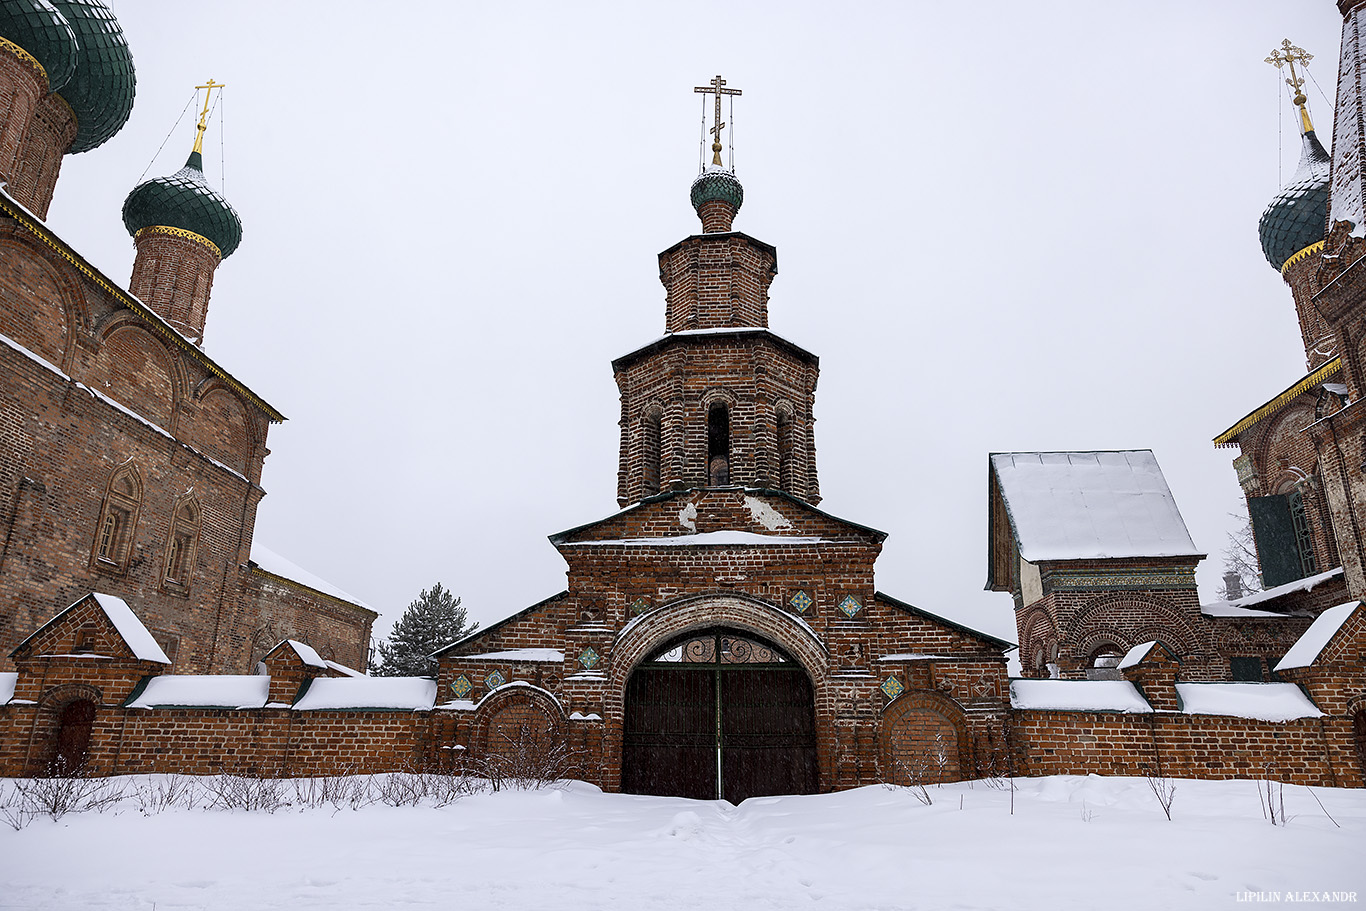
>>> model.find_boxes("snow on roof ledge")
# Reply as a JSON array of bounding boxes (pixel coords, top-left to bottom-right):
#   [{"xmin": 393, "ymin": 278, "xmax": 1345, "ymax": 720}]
[
  {"xmin": 127, "ymin": 675, "xmax": 270, "ymax": 710},
  {"xmin": 293, "ymin": 677, "xmax": 436, "ymax": 711},
  {"xmin": 1117, "ymin": 640, "xmax": 1157, "ymax": 670},
  {"xmin": 89, "ymin": 594, "xmax": 170, "ymax": 664},
  {"xmin": 465, "ymin": 649, "xmax": 565, "ymax": 662},
  {"xmin": 277, "ymin": 639, "xmax": 327, "ymax": 669},
  {"xmin": 991, "ymin": 451, "xmax": 1202, "ymax": 562},
  {"xmin": 1010, "ymin": 679, "xmax": 1152, "ymax": 713},
  {"xmin": 1176, "ymin": 683, "xmax": 1323, "ymax": 722},
  {"xmin": 250, "ymin": 544, "xmax": 373, "ymax": 611},
  {"xmin": 1202, "ymin": 567, "xmax": 1344, "ymax": 617},
  {"xmin": 1274, "ymin": 601, "xmax": 1361, "ymax": 671}
]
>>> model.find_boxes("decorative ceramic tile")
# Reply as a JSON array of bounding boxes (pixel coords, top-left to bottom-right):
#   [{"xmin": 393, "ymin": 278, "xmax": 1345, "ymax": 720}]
[
  {"xmin": 450, "ymin": 675, "xmax": 472, "ymax": 698},
  {"xmin": 789, "ymin": 590, "xmax": 813, "ymax": 614},
  {"xmin": 880, "ymin": 675, "xmax": 905, "ymax": 700},
  {"xmin": 631, "ymin": 598, "xmax": 649, "ymax": 616},
  {"xmin": 838, "ymin": 594, "xmax": 862, "ymax": 618},
  {"xmin": 579, "ymin": 646, "xmax": 600, "ymax": 670},
  {"xmin": 485, "ymin": 670, "xmax": 506, "ymax": 689}
]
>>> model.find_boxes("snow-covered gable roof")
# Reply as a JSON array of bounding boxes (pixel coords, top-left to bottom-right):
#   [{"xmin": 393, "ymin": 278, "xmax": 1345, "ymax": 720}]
[
  {"xmin": 1009, "ymin": 679, "xmax": 1152, "ymax": 713},
  {"xmin": 126, "ymin": 675, "xmax": 270, "ymax": 710},
  {"xmin": 1274, "ymin": 601, "xmax": 1362, "ymax": 671},
  {"xmin": 1117, "ymin": 640, "xmax": 1157, "ymax": 670},
  {"xmin": 293, "ymin": 677, "xmax": 436, "ymax": 711},
  {"xmin": 1175, "ymin": 683, "xmax": 1323, "ymax": 722},
  {"xmin": 991, "ymin": 451, "xmax": 1202, "ymax": 562},
  {"xmin": 265, "ymin": 639, "xmax": 328, "ymax": 670},
  {"xmin": 250, "ymin": 544, "xmax": 374, "ymax": 612},
  {"xmin": 11, "ymin": 592, "xmax": 170, "ymax": 663}
]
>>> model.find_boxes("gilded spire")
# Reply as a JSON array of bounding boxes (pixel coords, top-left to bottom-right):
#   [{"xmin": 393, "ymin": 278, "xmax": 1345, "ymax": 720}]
[{"xmin": 1265, "ymin": 40, "xmax": 1316, "ymax": 134}]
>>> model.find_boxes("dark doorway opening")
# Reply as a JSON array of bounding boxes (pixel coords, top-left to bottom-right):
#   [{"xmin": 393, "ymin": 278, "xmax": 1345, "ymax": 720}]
[
  {"xmin": 52, "ymin": 699, "xmax": 96, "ymax": 774},
  {"xmin": 622, "ymin": 628, "xmax": 818, "ymax": 803}
]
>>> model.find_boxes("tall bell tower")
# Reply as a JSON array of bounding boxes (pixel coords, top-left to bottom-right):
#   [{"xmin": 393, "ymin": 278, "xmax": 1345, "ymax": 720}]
[{"xmin": 613, "ymin": 76, "xmax": 821, "ymax": 506}]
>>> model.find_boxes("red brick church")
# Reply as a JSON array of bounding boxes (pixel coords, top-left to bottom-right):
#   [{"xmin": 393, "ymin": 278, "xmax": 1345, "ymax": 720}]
[{"xmin": 1, "ymin": 1, "xmax": 1366, "ymax": 795}]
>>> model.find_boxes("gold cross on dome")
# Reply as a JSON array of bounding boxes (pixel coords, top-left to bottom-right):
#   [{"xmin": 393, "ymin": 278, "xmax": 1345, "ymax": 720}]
[
  {"xmin": 192, "ymin": 78, "xmax": 225, "ymax": 155},
  {"xmin": 1266, "ymin": 39, "xmax": 1313, "ymax": 104},
  {"xmin": 694, "ymin": 74, "xmax": 742, "ymax": 166}
]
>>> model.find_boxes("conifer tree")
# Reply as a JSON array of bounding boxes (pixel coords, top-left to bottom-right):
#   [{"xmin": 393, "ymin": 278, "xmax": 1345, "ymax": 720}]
[{"xmin": 372, "ymin": 583, "xmax": 476, "ymax": 676}]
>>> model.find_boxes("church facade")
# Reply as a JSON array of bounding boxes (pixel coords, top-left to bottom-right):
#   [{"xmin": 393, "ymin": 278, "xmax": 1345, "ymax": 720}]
[
  {"xmin": 0, "ymin": 0, "xmax": 375, "ymax": 677},
  {"xmin": 1, "ymin": 5, "xmax": 1366, "ymax": 794}
]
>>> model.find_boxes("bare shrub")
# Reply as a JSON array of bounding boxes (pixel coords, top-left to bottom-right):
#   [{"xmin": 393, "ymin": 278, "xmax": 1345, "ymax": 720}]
[
  {"xmin": 1259, "ymin": 766, "xmax": 1290, "ymax": 826},
  {"xmin": 292, "ymin": 772, "xmax": 373, "ymax": 812},
  {"xmin": 473, "ymin": 726, "xmax": 576, "ymax": 792},
  {"xmin": 1145, "ymin": 770, "xmax": 1176, "ymax": 821},
  {"xmin": 881, "ymin": 754, "xmax": 933, "ymax": 806},
  {"xmin": 133, "ymin": 773, "xmax": 199, "ymax": 815},
  {"xmin": 204, "ymin": 771, "xmax": 287, "ymax": 813}
]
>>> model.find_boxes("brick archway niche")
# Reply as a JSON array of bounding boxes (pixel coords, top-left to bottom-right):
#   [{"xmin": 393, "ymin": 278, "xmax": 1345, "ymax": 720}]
[{"xmin": 605, "ymin": 594, "xmax": 831, "ymax": 795}]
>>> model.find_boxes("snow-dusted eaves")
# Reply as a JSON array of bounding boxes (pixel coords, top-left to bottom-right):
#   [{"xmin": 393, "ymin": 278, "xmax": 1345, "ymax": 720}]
[
  {"xmin": 126, "ymin": 675, "xmax": 270, "ymax": 710},
  {"xmin": 1175, "ymin": 683, "xmax": 1323, "ymax": 722},
  {"xmin": 1201, "ymin": 567, "xmax": 1343, "ymax": 617},
  {"xmin": 465, "ymin": 649, "xmax": 565, "ymax": 662},
  {"xmin": 561, "ymin": 531, "xmax": 830, "ymax": 547},
  {"xmin": 324, "ymin": 660, "xmax": 365, "ymax": 678},
  {"xmin": 1274, "ymin": 601, "xmax": 1361, "ymax": 671},
  {"xmin": 250, "ymin": 544, "xmax": 374, "ymax": 612},
  {"xmin": 1010, "ymin": 679, "xmax": 1152, "ymax": 713},
  {"xmin": 275, "ymin": 639, "xmax": 328, "ymax": 669},
  {"xmin": 991, "ymin": 451, "xmax": 1202, "ymax": 562},
  {"xmin": 294, "ymin": 676, "xmax": 436, "ymax": 711}
]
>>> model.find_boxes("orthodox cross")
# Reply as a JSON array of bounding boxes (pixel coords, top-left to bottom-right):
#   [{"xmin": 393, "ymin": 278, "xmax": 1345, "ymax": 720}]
[
  {"xmin": 694, "ymin": 74, "xmax": 742, "ymax": 167},
  {"xmin": 192, "ymin": 78, "xmax": 224, "ymax": 155},
  {"xmin": 1256, "ymin": 39, "xmax": 1311, "ymax": 109}
]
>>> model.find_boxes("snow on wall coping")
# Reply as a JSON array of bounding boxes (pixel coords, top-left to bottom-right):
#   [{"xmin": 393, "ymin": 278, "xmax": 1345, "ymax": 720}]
[
  {"xmin": 1203, "ymin": 567, "xmax": 1344, "ymax": 615},
  {"xmin": 293, "ymin": 677, "xmax": 436, "ymax": 711},
  {"xmin": 991, "ymin": 451, "xmax": 1201, "ymax": 561},
  {"xmin": 324, "ymin": 660, "xmax": 365, "ymax": 678},
  {"xmin": 465, "ymin": 649, "xmax": 565, "ymax": 663},
  {"xmin": 0, "ymin": 672, "xmax": 15, "ymax": 705},
  {"xmin": 127, "ymin": 675, "xmax": 269, "ymax": 709},
  {"xmin": 1117, "ymin": 641, "xmax": 1157, "ymax": 670},
  {"xmin": 1176, "ymin": 683, "xmax": 1324, "ymax": 722},
  {"xmin": 282, "ymin": 639, "xmax": 327, "ymax": 669},
  {"xmin": 1274, "ymin": 601, "xmax": 1361, "ymax": 671},
  {"xmin": 563, "ymin": 531, "xmax": 830, "ymax": 547},
  {"xmin": 570, "ymin": 711, "xmax": 603, "ymax": 721},
  {"xmin": 1010, "ymin": 679, "xmax": 1152, "ymax": 713},
  {"xmin": 90, "ymin": 593, "xmax": 170, "ymax": 663},
  {"xmin": 250, "ymin": 544, "xmax": 373, "ymax": 610}
]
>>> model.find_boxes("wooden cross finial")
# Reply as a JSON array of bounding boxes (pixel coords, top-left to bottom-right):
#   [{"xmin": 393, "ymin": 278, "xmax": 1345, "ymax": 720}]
[
  {"xmin": 694, "ymin": 74, "xmax": 742, "ymax": 167},
  {"xmin": 1266, "ymin": 40, "xmax": 1315, "ymax": 132},
  {"xmin": 192, "ymin": 79, "xmax": 225, "ymax": 155}
]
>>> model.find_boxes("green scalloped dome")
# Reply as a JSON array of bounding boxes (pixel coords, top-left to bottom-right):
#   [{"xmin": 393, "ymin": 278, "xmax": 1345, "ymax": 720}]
[
  {"xmin": 51, "ymin": 0, "xmax": 133, "ymax": 153},
  {"xmin": 122, "ymin": 153, "xmax": 242, "ymax": 258},
  {"xmin": 1259, "ymin": 130, "xmax": 1331, "ymax": 270},
  {"xmin": 690, "ymin": 167, "xmax": 744, "ymax": 212},
  {"xmin": 0, "ymin": 0, "xmax": 78, "ymax": 92}
]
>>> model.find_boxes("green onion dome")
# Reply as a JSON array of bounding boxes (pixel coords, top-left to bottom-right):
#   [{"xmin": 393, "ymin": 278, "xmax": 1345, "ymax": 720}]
[
  {"xmin": 122, "ymin": 152, "xmax": 242, "ymax": 258},
  {"xmin": 50, "ymin": 0, "xmax": 133, "ymax": 153},
  {"xmin": 0, "ymin": 0, "xmax": 78, "ymax": 92},
  {"xmin": 1258, "ymin": 130, "xmax": 1332, "ymax": 271},
  {"xmin": 690, "ymin": 166, "xmax": 744, "ymax": 213}
]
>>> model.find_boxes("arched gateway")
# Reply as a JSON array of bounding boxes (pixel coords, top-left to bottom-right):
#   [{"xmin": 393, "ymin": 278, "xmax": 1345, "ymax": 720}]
[{"xmin": 622, "ymin": 627, "xmax": 818, "ymax": 803}]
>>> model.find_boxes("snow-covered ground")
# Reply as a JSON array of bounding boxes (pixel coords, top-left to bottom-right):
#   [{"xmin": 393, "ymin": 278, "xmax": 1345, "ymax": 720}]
[{"xmin": 1, "ymin": 774, "xmax": 1362, "ymax": 910}]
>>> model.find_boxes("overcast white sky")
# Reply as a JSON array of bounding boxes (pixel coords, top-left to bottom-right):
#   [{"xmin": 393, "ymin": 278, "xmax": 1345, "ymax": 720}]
[{"xmin": 44, "ymin": 2, "xmax": 1348, "ymax": 646}]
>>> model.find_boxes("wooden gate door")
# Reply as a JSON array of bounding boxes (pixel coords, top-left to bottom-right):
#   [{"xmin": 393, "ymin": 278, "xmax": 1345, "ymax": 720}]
[
  {"xmin": 622, "ymin": 628, "xmax": 817, "ymax": 802},
  {"xmin": 53, "ymin": 699, "xmax": 95, "ymax": 774}
]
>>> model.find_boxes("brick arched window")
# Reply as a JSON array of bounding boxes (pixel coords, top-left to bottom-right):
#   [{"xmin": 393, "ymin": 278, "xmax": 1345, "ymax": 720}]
[
  {"xmin": 92, "ymin": 462, "xmax": 142, "ymax": 574},
  {"xmin": 708, "ymin": 401, "xmax": 730, "ymax": 485},
  {"xmin": 776, "ymin": 406, "xmax": 794, "ymax": 491},
  {"xmin": 161, "ymin": 495, "xmax": 202, "ymax": 593},
  {"xmin": 642, "ymin": 407, "xmax": 662, "ymax": 495}
]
